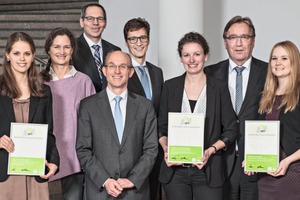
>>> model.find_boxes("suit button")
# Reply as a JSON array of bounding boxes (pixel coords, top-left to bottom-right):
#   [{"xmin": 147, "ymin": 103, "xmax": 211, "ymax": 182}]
[
  {"xmin": 115, "ymin": 173, "xmax": 119, "ymax": 178},
  {"xmin": 237, "ymin": 120, "xmax": 240, "ymax": 123}
]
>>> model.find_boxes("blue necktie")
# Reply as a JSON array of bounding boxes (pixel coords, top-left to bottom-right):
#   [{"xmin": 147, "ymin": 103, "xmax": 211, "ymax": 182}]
[
  {"xmin": 114, "ymin": 96, "xmax": 123, "ymax": 143},
  {"xmin": 138, "ymin": 66, "xmax": 152, "ymax": 100},
  {"xmin": 92, "ymin": 45, "xmax": 103, "ymax": 80},
  {"xmin": 234, "ymin": 66, "xmax": 245, "ymax": 114}
]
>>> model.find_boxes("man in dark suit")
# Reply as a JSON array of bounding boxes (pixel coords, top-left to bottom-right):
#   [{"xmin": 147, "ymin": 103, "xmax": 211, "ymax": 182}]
[
  {"xmin": 204, "ymin": 16, "xmax": 268, "ymax": 200},
  {"xmin": 76, "ymin": 51, "xmax": 158, "ymax": 200},
  {"xmin": 73, "ymin": 3, "xmax": 121, "ymax": 92},
  {"xmin": 124, "ymin": 18, "xmax": 163, "ymax": 200}
]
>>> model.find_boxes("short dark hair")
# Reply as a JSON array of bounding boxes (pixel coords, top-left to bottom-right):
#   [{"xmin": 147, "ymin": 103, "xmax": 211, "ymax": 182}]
[
  {"xmin": 223, "ymin": 15, "xmax": 256, "ymax": 39},
  {"xmin": 81, "ymin": 3, "xmax": 106, "ymax": 20},
  {"xmin": 123, "ymin": 18, "xmax": 150, "ymax": 40},
  {"xmin": 177, "ymin": 32, "xmax": 210, "ymax": 57}
]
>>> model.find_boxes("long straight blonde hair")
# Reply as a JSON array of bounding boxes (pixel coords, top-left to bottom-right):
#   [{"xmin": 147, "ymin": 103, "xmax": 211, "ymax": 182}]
[{"xmin": 259, "ymin": 41, "xmax": 300, "ymax": 114}]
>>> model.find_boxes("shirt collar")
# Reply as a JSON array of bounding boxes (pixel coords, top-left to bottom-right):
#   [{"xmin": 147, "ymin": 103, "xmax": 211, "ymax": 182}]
[
  {"xmin": 106, "ymin": 88, "xmax": 128, "ymax": 102},
  {"xmin": 83, "ymin": 33, "xmax": 102, "ymax": 48},
  {"xmin": 131, "ymin": 58, "xmax": 146, "ymax": 68},
  {"xmin": 229, "ymin": 57, "xmax": 252, "ymax": 72},
  {"xmin": 49, "ymin": 65, "xmax": 77, "ymax": 81}
]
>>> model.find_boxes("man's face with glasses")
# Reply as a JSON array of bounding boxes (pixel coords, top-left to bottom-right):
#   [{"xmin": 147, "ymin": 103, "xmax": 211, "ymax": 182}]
[
  {"xmin": 224, "ymin": 22, "xmax": 255, "ymax": 66},
  {"xmin": 80, "ymin": 6, "xmax": 106, "ymax": 43},
  {"xmin": 125, "ymin": 28, "xmax": 149, "ymax": 63}
]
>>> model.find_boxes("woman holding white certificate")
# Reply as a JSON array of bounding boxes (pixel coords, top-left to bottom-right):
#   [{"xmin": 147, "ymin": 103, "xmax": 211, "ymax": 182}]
[
  {"xmin": 158, "ymin": 32, "xmax": 238, "ymax": 200},
  {"xmin": 0, "ymin": 32, "xmax": 59, "ymax": 199},
  {"xmin": 258, "ymin": 40, "xmax": 300, "ymax": 200}
]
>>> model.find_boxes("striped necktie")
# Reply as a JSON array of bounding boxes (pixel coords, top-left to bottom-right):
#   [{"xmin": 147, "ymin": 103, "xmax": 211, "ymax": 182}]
[
  {"xmin": 92, "ymin": 45, "xmax": 103, "ymax": 80},
  {"xmin": 234, "ymin": 66, "xmax": 245, "ymax": 114}
]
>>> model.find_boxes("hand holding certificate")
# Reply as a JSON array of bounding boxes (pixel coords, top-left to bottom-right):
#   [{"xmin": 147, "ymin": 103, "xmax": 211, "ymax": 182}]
[
  {"xmin": 244, "ymin": 120, "xmax": 280, "ymax": 173},
  {"xmin": 8, "ymin": 123, "xmax": 48, "ymax": 176},
  {"xmin": 168, "ymin": 113, "xmax": 205, "ymax": 164}
]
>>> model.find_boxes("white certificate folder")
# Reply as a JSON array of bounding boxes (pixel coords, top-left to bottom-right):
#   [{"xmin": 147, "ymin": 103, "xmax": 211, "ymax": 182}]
[
  {"xmin": 168, "ymin": 112, "xmax": 205, "ymax": 164},
  {"xmin": 244, "ymin": 120, "xmax": 280, "ymax": 172},
  {"xmin": 8, "ymin": 123, "xmax": 48, "ymax": 176}
]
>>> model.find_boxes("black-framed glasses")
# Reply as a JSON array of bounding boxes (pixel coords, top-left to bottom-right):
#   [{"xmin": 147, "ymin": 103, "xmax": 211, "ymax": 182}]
[
  {"xmin": 83, "ymin": 16, "xmax": 105, "ymax": 23},
  {"xmin": 127, "ymin": 36, "xmax": 149, "ymax": 44},
  {"xmin": 225, "ymin": 35, "xmax": 253, "ymax": 43},
  {"xmin": 104, "ymin": 63, "xmax": 131, "ymax": 71}
]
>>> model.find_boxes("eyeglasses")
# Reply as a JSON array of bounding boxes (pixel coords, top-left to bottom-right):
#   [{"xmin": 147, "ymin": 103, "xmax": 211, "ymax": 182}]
[
  {"xmin": 83, "ymin": 16, "xmax": 105, "ymax": 23},
  {"xmin": 105, "ymin": 64, "xmax": 131, "ymax": 70},
  {"xmin": 127, "ymin": 36, "xmax": 149, "ymax": 44},
  {"xmin": 225, "ymin": 35, "xmax": 253, "ymax": 43}
]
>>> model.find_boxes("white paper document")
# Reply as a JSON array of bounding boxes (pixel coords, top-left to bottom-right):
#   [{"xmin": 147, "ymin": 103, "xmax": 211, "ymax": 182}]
[
  {"xmin": 168, "ymin": 112, "xmax": 205, "ymax": 164},
  {"xmin": 244, "ymin": 120, "xmax": 280, "ymax": 172},
  {"xmin": 8, "ymin": 123, "xmax": 48, "ymax": 176}
]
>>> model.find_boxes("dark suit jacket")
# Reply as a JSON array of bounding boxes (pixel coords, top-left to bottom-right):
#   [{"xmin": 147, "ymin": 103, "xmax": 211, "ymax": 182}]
[
  {"xmin": 0, "ymin": 85, "xmax": 59, "ymax": 182},
  {"xmin": 128, "ymin": 61, "xmax": 164, "ymax": 115},
  {"xmin": 76, "ymin": 90, "xmax": 158, "ymax": 200},
  {"xmin": 158, "ymin": 73, "xmax": 238, "ymax": 188},
  {"xmin": 204, "ymin": 57, "xmax": 268, "ymax": 179},
  {"xmin": 259, "ymin": 103, "xmax": 300, "ymax": 157},
  {"xmin": 73, "ymin": 34, "xmax": 121, "ymax": 93}
]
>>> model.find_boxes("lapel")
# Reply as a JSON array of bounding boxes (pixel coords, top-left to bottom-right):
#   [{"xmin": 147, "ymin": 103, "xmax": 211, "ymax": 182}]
[
  {"xmin": 120, "ymin": 92, "xmax": 138, "ymax": 149},
  {"xmin": 28, "ymin": 95, "xmax": 39, "ymax": 123},
  {"xmin": 78, "ymin": 35, "xmax": 96, "ymax": 69},
  {"xmin": 146, "ymin": 62, "xmax": 155, "ymax": 103},
  {"xmin": 210, "ymin": 60, "xmax": 229, "ymax": 82},
  {"xmin": 0, "ymin": 95, "xmax": 15, "ymax": 122},
  {"xmin": 239, "ymin": 59, "xmax": 264, "ymax": 115},
  {"xmin": 205, "ymin": 77, "xmax": 216, "ymax": 144},
  {"xmin": 96, "ymin": 91, "xmax": 120, "ymax": 145},
  {"xmin": 78, "ymin": 35, "xmax": 102, "ymax": 86},
  {"xmin": 173, "ymin": 74, "xmax": 185, "ymax": 111},
  {"xmin": 130, "ymin": 71, "xmax": 145, "ymax": 96}
]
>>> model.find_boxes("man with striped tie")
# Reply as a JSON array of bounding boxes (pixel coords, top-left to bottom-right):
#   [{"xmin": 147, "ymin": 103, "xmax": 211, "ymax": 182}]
[{"xmin": 73, "ymin": 3, "xmax": 121, "ymax": 92}]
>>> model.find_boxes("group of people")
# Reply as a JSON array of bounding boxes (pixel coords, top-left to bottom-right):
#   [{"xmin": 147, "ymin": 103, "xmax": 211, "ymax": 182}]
[{"xmin": 0, "ymin": 2, "xmax": 299, "ymax": 200}]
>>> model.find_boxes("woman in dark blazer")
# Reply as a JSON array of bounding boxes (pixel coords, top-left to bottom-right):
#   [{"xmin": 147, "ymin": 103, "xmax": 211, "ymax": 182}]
[
  {"xmin": 0, "ymin": 32, "xmax": 59, "ymax": 199},
  {"xmin": 158, "ymin": 32, "xmax": 238, "ymax": 200},
  {"xmin": 257, "ymin": 41, "xmax": 300, "ymax": 200}
]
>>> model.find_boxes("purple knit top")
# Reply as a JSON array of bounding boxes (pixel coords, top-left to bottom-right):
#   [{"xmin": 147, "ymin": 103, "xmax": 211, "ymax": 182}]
[{"xmin": 46, "ymin": 72, "xmax": 95, "ymax": 181}]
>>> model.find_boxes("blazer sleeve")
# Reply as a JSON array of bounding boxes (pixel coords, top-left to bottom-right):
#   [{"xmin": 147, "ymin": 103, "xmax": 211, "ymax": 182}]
[
  {"xmin": 219, "ymin": 82, "xmax": 239, "ymax": 146},
  {"xmin": 127, "ymin": 101, "xmax": 158, "ymax": 191}
]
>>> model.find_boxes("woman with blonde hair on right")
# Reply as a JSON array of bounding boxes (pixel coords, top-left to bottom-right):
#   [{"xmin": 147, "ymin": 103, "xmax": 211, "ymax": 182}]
[{"xmin": 258, "ymin": 40, "xmax": 300, "ymax": 200}]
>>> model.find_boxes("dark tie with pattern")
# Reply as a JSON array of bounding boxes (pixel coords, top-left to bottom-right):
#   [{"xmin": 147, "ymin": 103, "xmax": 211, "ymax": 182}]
[
  {"xmin": 234, "ymin": 66, "xmax": 246, "ymax": 114},
  {"xmin": 137, "ymin": 66, "xmax": 152, "ymax": 100},
  {"xmin": 92, "ymin": 45, "xmax": 103, "ymax": 80}
]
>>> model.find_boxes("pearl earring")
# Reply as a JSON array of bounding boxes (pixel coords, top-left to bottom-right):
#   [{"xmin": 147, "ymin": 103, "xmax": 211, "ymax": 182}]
[{"xmin": 7, "ymin": 57, "xmax": 10, "ymax": 61}]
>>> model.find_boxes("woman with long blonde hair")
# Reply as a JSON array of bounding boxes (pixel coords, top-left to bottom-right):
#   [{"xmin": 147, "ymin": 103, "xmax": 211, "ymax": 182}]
[{"xmin": 258, "ymin": 40, "xmax": 300, "ymax": 200}]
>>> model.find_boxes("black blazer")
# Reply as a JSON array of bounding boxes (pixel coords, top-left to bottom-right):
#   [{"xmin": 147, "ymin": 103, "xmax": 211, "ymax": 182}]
[
  {"xmin": 128, "ymin": 61, "xmax": 164, "ymax": 115},
  {"xmin": 204, "ymin": 57, "xmax": 268, "ymax": 179},
  {"xmin": 158, "ymin": 73, "xmax": 238, "ymax": 188},
  {"xmin": 73, "ymin": 34, "xmax": 121, "ymax": 92},
  {"xmin": 0, "ymin": 85, "xmax": 59, "ymax": 182},
  {"xmin": 259, "ymin": 103, "xmax": 300, "ymax": 157}
]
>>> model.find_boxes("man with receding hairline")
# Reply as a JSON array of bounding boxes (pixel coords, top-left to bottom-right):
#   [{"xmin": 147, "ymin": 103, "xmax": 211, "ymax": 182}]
[
  {"xmin": 205, "ymin": 16, "xmax": 268, "ymax": 200},
  {"xmin": 76, "ymin": 51, "xmax": 158, "ymax": 199}
]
